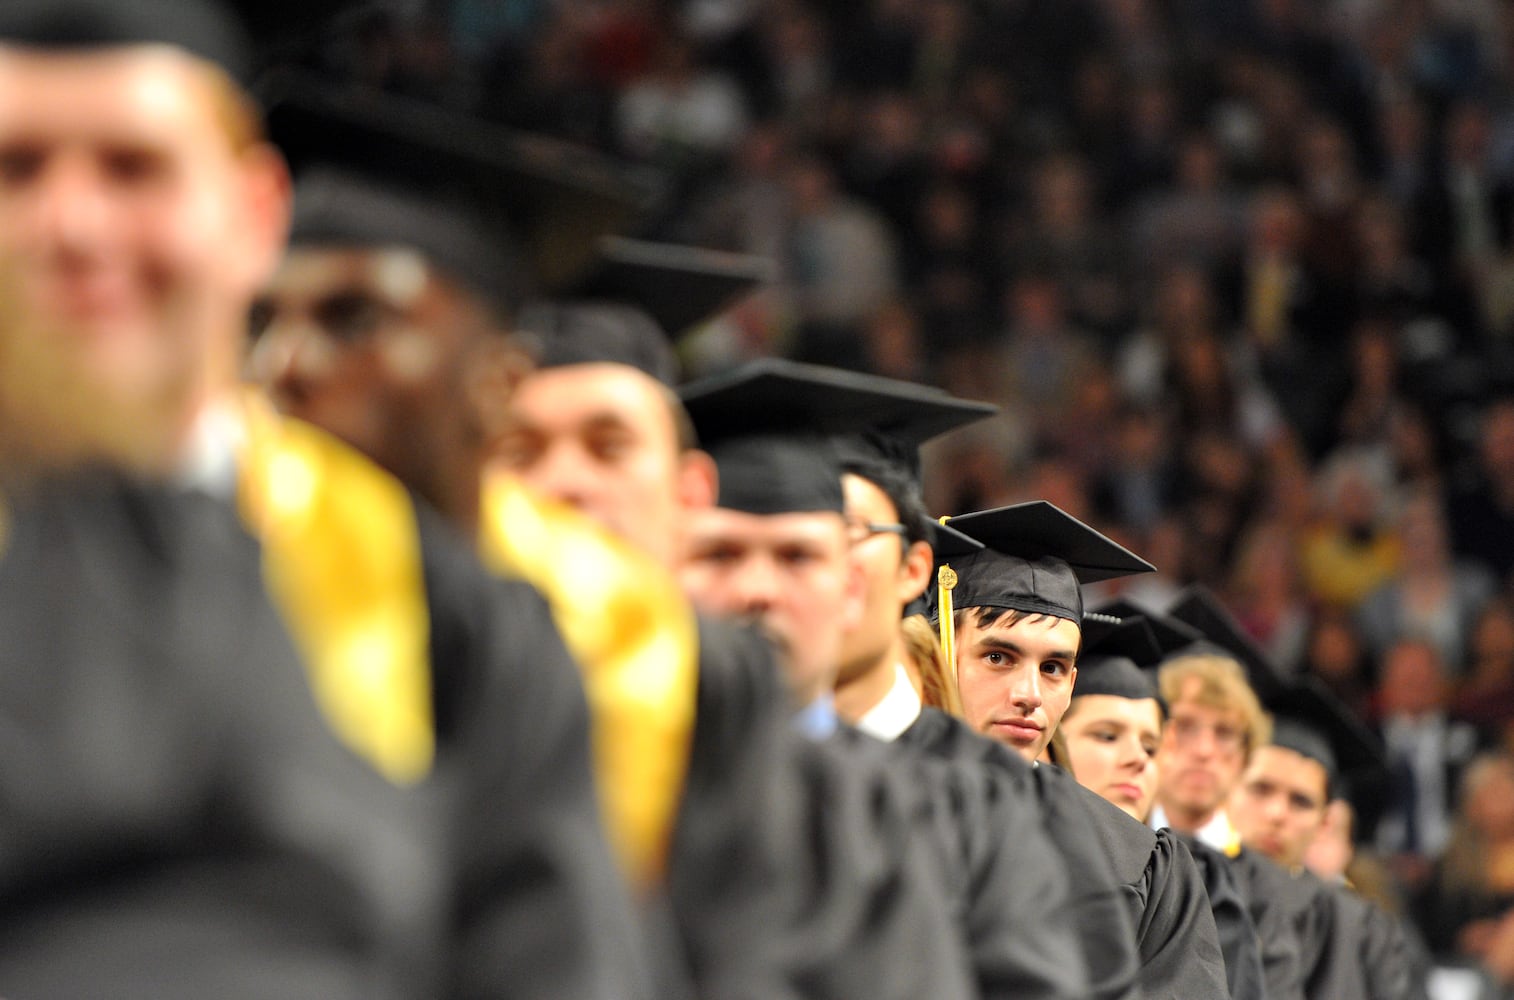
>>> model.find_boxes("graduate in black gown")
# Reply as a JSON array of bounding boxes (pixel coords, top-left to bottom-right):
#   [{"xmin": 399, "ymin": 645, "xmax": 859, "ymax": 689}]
[
  {"xmin": 1063, "ymin": 606, "xmax": 1268, "ymax": 1000},
  {"xmin": 680, "ymin": 359, "xmax": 1089, "ymax": 1000},
  {"xmin": 1155, "ymin": 586, "xmax": 1335, "ymax": 1000},
  {"xmin": 0, "ymin": 471, "xmax": 447, "ymax": 999},
  {"xmin": 1229, "ymin": 676, "xmax": 1429, "ymax": 1000},
  {"xmin": 932, "ymin": 502, "xmax": 1231, "ymax": 1000},
  {"xmin": 0, "ymin": 3, "xmax": 653, "ymax": 996},
  {"xmin": 677, "ymin": 384, "xmax": 979, "ymax": 1000}
]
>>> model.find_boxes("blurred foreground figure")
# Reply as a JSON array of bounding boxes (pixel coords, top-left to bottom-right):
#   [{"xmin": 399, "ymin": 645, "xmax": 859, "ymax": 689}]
[
  {"xmin": 0, "ymin": 2, "xmax": 651, "ymax": 996},
  {"xmin": 0, "ymin": 471, "xmax": 448, "ymax": 998}
]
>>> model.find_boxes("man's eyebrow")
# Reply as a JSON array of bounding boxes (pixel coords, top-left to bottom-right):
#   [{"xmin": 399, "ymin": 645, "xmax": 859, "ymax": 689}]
[
  {"xmin": 972, "ymin": 634, "xmax": 1077, "ymax": 662},
  {"xmin": 974, "ymin": 635, "xmax": 1026, "ymax": 657}
]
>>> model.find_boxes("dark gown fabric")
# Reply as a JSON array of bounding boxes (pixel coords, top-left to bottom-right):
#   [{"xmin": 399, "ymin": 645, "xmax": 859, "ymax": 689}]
[
  {"xmin": 1225, "ymin": 846, "xmax": 1311, "ymax": 1000},
  {"xmin": 416, "ymin": 501, "xmax": 654, "ymax": 1000},
  {"xmin": 0, "ymin": 477, "xmax": 445, "ymax": 999},
  {"xmin": 781, "ymin": 726, "xmax": 976, "ymax": 1000},
  {"xmin": 666, "ymin": 625, "xmax": 975, "ymax": 1000},
  {"xmin": 665, "ymin": 617, "xmax": 802, "ymax": 1000},
  {"xmin": 1054, "ymin": 766, "xmax": 1229, "ymax": 1000},
  {"xmin": 0, "ymin": 475, "xmax": 648, "ymax": 1000},
  {"xmin": 886, "ymin": 706, "xmax": 1088, "ymax": 1000},
  {"xmin": 902, "ymin": 709, "xmax": 1141, "ymax": 1000},
  {"xmin": 1176, "ymin": 834, "xmax": 1268, "ymax": 1000}
]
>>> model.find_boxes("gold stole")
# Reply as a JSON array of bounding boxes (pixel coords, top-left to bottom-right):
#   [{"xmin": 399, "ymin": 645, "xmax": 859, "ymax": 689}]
[
  {"xmin": 477, "ymin": 471, "xmax": 698, "ymax": 888},
  {"xmin": 237, "ymin": 399, "xmax": 435, "ymax": 785}
]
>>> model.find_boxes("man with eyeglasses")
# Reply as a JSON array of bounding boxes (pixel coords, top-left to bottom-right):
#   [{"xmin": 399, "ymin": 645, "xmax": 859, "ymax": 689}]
[{"xmin": 1155, "ymin": 587, "xmax": 1345, "ymax": 1000}]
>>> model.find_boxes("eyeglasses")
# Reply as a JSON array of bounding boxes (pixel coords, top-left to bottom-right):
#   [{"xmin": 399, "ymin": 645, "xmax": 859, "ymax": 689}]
[
  {"xmin": 845, "ymin": 518, "xmax": 908, "ymax": 546},
  {"xmin": 1168, "ymin": 714, "xmax": 1246, "ymax": 755}
]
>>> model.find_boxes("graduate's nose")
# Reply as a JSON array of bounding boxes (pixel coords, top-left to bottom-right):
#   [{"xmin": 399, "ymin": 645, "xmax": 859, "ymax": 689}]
[
  {"xmin": 726, "ymin": 554, "xmax": 782, "ymax": 617},
  {"xmin": 1007, "ymin": 669, "xmax": 1042, "ymax": 712},
  {"xmin": 249, "ymin": 317, "xmax": 339, "ymax": 395},
  {"xmin": 529, "ymin": 442, "xmax": 596, "ymax": 512}
]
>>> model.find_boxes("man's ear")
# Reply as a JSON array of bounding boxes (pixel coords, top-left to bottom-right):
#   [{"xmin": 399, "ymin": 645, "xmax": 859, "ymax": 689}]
[
  {"xmin": 465, "ymin": 337, "xmax": 532, "ymax": 443},
  {"xmin": 841, "ymin": 548, "xmax": 868, "ymax": 635},
  {"xmin": 676, "ymin": 448, "xmax": 718, "ymax": 511},
  {"xmin": 235, "ymin": 143, "xmax": 294, "ymax": 294},
  {"xmin": 897, "ymin": 538, "xmax": 934, "ymax": 606}
]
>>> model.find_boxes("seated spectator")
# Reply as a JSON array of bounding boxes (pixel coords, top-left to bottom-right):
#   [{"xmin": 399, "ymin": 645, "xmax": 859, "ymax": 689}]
[
  {"xmin": 1453, "ymin": 597, "xmax": 1514, "ymax": 734},
  {"xmin": 1299, "ymin": 448, "xmax": 1401, "ymax": 611},
  {"xmin": 1356, "ymin": 488, "xmax": 1495, "ymax": 673},
  {"xmin": 1418, "ymin": 752, "xmax": 1514, "ymax": 961},
  {"xmin": 1374, "ymin": 637, "xmax": 1485, "ymax": 889}
]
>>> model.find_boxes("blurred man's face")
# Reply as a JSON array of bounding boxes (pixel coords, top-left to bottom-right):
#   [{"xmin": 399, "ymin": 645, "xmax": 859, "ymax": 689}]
[
  {"xmin": 248, "ymin": 246, "xmax": 516, "ymax": 499},
  {"xmin": 0, "ymin": 46, "xmax": 287, "ymax": 467},
  {"xmin": 956, "ymin": 611, "xmax": 1080, "ymax": 761},
  {"xmin": 1062, "ymin": 694, "xmax": 1164, "ymax": 821},
  {"xmin": 836, "ymin": 473, "xmax": 930, "ymax": 684},
  {"xmin": 499, "ymin": 363, "xmax": 708, "ymax": 568},
  {"xmin": 1229, "ymin": 745, "xmax": 1329, "ymax": 870},
  {"xmin": 680, "ymin": 507, "xmax": 861, "ymax": 705},
  {"xmin": 1379, "ymin": 641, "xmax": 1446, "ymax": 718},
  {"xmin": 1156, "ymin": 678, "xmax": 1249, "ymax": 824}
]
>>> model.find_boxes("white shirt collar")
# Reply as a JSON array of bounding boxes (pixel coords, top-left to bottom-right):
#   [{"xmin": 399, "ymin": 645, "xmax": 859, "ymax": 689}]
[
  {"xmin": 174, "ymin": 399, "xmax": 246, "ymax": 501},
  {"xmin": 1150, "ymin": 804, "xmax": 1242, "ymax": 855},
  {"xmin": 854, "ymin": 663, "xmax": 923, "ymax": 743}
]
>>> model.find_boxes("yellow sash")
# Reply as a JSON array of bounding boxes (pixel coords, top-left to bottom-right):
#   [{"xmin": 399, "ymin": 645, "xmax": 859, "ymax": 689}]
[
  {"xmin": 237, "ymin": 399, "xmax": 434, "ymax": 785},
  {"xmin": 478, "ymin": 471, "xmax": 699, "ymax": 887}
]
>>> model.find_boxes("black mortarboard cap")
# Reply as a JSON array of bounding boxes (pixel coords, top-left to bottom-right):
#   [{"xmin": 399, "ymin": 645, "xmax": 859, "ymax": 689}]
[
  {"xmin": 1074, "ymin": 615, "xmax": 1169, "ymax": 715},
  {"xmin": 263, "ymin": 70, "xmax": 657, "ymax": 297},
  {"xmin": 1166, "ymin": 586, "xmax": 1289, "ymax": 704},
  {"xmin": 568, "ymin": 237, "xmax": 775, "ymax": 337},
  {"xmin": 706, "ymin": 434, "xmax": 844, "ymax": 515},
  {"xmin": 1264, "ymin": 676, "xmax": 1384, "ymax": 798},
  {"xmin": 525, "ymin": 238, "xmax": 774, "ymax": 383},
  {"xmin": 935, "ymin": 501, "xmax": 1156, "ymax": 625},
  {"xmin": 516, "ymin": 302, "xmax": 680, "ymax": 385},
  {"xmin": 1092, "ymin": 597, "xmax": 1204, "ymax": 657},
  {"xmin": 0, "ymin": 0, "xmax": 371, "ymax": 86},
  {"xmin": 681, "ymin": 363, "xmax": 855, "ymax": 516},
  {"xmin": 0, "ymin": 0, "xmax": 252, "ymax": 81},
  {"xmin": 681, "ymin": 357, "xmax": 996, "ymax": 486}
]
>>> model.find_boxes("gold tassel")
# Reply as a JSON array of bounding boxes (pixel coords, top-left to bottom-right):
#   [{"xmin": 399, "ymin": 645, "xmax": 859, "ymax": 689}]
[{"xmin": 936, "ymin": 516, "xmax": 958, "ymax": 672}]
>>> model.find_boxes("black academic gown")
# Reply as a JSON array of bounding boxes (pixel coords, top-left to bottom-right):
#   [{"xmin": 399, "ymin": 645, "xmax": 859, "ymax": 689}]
[
  {"xmin": 883, "ymin": 707, "xmax": 1088, "ymax": 1000},
  {"xmin": 1027, "ymin": 763, "xmax": 1229, "ymax": 1000},
  {"xmin": 406, "ymin": 502, "xmax": 656, "ymax": 1000},
  {"xmin": 878, "ymin": 704, "xmax": 1090, "ymax": 992},
  {"xmin": 664, "ymin": 617, "xmax": 801, "ymax": 1000},
  {"xmin": 1173, "ymin": 833, "xmax": 1267, "ymax": 1000},
  {"xmin": 1287, "ymin": 869, "xmax": 1431, "ymax": 1000},
  {"xmin": 0, "ymin": 474, "xmax": 652, "ymax": 1000},
  {"xmin": 0, "ymin": 476, "xmax": 447, "ymax": 999},
  {"xmin": 903, "ymin": 711, "xmax": 1141, "ymax": 1000},
  {"xmin": 783, "ymin": 724, "xmax": 977, "ymax": 1000},
  {"xmin": 1224, "ymin": 846, "xmax": 1311, "ymax": 1000},
  {"xmin": 667, "ymin": 624, "xmax": 974, "ymax": 1000}
]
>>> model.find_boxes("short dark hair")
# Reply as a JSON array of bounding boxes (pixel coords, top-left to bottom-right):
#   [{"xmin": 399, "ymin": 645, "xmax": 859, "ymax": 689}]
[
  {"xmin": 950, "ymin": 607, "xmax": 1084, "ymax": 657},
  {"xmin": 841, "ymin": 459, "xmax": 930, "ymax": 547}
]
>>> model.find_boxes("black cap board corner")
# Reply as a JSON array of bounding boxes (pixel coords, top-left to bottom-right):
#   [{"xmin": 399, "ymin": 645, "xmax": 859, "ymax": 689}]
[
  {"xmin": 1092, "ymin": 597, "xmax": 1204, "ymax": 656},
  {"xmin": 526, "ymin": 237, "xmax": 776, "ymax": 383},
  {"xmin": 1074, "ymin": 614, "xmax": 1169, "ymax": 715},
  {"xmin": 1166, "ymin": 585, "xmax": 1289, "ymax": 704},
  {"xmin": 935, "ymin": 500, "xmax": 1156, "ymax": 625},
  {"xmin": 681, "ymin": 358, "xmax": 996, "ymax": 447},
  {"xmin": 263, "ymin": 69, "xmax": 656, "ymax": 300},
  {"xmin": 1265, "ymin": 675, "xmax": 1384, "ymax": 795},
  {"xmin": 0, "ymin": 0, "xmax": 376, "ymax": 86}
]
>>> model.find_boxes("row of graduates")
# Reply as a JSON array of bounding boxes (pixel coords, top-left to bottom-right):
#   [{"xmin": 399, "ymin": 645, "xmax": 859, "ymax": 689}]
[{"xmin": 0, "ymin": 0, "xmax": 1429, "ymax": 996}]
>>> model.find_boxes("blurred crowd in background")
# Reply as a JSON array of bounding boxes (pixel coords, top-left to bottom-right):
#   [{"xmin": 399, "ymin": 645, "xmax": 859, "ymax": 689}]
[{"xmin": 278, "ymin": 0, "xmax": 1514, "ymax": 972}]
